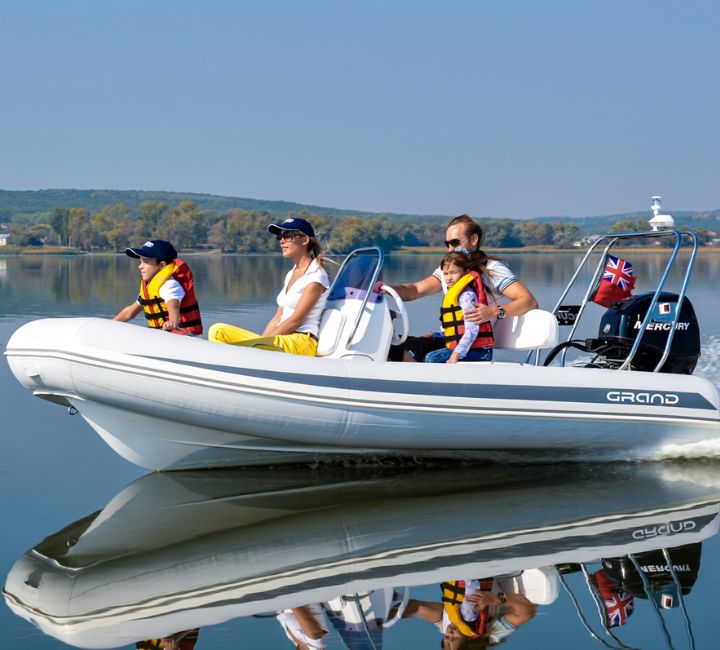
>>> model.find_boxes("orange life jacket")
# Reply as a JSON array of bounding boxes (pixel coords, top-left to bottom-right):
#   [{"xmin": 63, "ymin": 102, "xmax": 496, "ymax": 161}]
[
  {"xmin": 138, "ymin": 258, "xmax": 203, "ymax": 335},
  {"xmin": 440, "ymin": 271, "xmax": 494, "ymax": 350}
]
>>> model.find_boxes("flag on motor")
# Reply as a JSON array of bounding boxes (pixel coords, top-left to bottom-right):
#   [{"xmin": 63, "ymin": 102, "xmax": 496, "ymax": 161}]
[
  {"xmin": 593, "ymin": 569, "xmax": 635, "ymax": 628},
  {"xmin": 592, "ymin": 255, "xmax": 635, "ymax": 307}
]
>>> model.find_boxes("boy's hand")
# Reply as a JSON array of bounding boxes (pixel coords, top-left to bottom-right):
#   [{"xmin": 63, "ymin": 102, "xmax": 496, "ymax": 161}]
[{"xmin": 165, "ymin": 298, "xmax": 181, "ymax": 331}]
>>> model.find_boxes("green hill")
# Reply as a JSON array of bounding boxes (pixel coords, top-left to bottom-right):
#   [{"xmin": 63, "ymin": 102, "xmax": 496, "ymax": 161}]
[
  {"xmin": 1, "ymin": 188, "xmax": 718, "ymax": 235},
  {"xmin": 0, "ymin": 188, "xmax": 445, "ymax": 224}
]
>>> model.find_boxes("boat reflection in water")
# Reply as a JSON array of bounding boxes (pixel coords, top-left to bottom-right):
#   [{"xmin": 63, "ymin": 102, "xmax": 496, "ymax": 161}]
[{"xmin": 4, "ymin": 462, "xmax": 720, "ymax": 649}]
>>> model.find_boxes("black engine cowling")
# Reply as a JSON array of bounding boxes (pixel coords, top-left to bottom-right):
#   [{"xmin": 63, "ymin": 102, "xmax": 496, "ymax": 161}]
[
  {"xmin": 601, "ymin": 543, "xmax": 702, "ymax": 606},
  {"xmin": 590, "ymin": 292, "xmax": 701, "ymax": 374}
]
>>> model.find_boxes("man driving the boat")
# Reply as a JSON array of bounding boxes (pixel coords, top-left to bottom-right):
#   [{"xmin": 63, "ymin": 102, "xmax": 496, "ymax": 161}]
[{"xmin": 388, "ymin": 214, "xmax": 538, "ymax": 362}]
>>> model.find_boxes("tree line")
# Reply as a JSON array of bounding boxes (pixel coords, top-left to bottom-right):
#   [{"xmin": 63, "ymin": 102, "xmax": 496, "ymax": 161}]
[{"xmin": 2, "ymin": 200, "xmax": 716, "ymax": 253}]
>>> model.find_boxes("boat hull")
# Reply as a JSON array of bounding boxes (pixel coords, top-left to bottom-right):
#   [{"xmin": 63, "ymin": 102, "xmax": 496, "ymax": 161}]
[{"xmin": 5, "ymin": 318, "xmax": 720, "ymax": 470}]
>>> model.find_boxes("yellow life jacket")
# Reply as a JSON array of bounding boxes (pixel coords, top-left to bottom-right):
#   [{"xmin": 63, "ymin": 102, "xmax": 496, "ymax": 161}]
[
  {"xmin": 441, "ymin": 579, "xmax": 492, "ymax": 638},
  {"xmin": 440, "ymin": 272, "xmax": 494, "ymax": 350},
  {"xmin": 138, "ymin": 259, "xmax": 203, "ymax": 335}
]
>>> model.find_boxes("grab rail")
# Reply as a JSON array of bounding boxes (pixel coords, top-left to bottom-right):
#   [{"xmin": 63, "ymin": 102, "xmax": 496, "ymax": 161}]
[{"xmin": 547, "ymin": 229, "xmax": 698, "ymax": 371}]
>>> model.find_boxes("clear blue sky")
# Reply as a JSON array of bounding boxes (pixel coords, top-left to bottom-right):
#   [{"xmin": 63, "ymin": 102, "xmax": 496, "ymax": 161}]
[{"xmin": 1, "ymin": 0, "xmax": 718, "ymax": 218}]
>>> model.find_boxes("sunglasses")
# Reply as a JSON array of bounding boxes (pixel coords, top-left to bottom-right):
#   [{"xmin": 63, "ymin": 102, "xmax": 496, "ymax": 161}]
[
  {"xmin": 276, "ymin": 231, "xmax": 303, "ymax": 241},
  {"xmin": 444, "ymin": 238, "xmax": 463, "ymax": 248}
]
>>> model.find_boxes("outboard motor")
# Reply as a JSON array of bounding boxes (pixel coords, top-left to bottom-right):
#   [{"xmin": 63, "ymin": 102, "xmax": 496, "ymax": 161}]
[
  {"xmin": 601, "ymin": 543, "xmax": 702, "ymax": 605},
  {"xmin": 589, "ymin": 292, "xmax": 701, "ymax": 374}
]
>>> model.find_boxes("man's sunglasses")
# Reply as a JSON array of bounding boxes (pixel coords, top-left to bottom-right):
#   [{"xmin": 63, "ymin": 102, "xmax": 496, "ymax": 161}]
[
  {"xmin": 444, "ymin": 238, "xmax": 463, "ymax": 248},
  {"xmin": 276, "ymin": 231, "xmax": 303, "ymax": 241}
]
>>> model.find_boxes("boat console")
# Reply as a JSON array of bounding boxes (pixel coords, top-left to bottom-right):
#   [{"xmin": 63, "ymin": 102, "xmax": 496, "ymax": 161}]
[{"xmin": 316, "ymin": 247, "xmax": 404, "ymax": 361}]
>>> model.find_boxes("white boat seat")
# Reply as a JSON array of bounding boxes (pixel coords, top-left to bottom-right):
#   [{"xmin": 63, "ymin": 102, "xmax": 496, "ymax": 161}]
[
  {"xmin": 493, "ymin": 309, "xmax": 559, "ymax": 350},
  {"xmin": 317, "ymin": 306, "xmax": 558, "ymax": 356},
  {"xmin": 495, "ymin": 567, "xmax": 560, "ymax": 605},
  {"xmin": 316, "ymin": 309, "xmax": 346, "ymax": 357}
]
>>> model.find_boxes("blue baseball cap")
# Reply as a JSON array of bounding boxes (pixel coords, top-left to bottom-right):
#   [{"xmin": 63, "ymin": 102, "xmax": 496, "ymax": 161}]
[
  {"xmin": 125, "ymin": 240, "xmax": 177, "ymax": 263},
  {"xmin": 267, "ymin": 217, "xmax": 315, "ymax": 238}
]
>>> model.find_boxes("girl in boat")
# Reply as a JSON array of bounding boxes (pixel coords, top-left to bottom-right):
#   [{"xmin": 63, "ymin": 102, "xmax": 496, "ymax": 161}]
[
  {"xmin": 208, "ymin": 218, "xmax": 329, "ymax": 356},
  {"xmin": 424, "ymin": 249, "xmax": 494, "ymax": 363},
  {"xmin": 400, "ymin": 575, "xmax": 541, "ymax": 648},
  {"xmin": 388, "ymin": 214, "xmax": 537, "ymax": 362}
]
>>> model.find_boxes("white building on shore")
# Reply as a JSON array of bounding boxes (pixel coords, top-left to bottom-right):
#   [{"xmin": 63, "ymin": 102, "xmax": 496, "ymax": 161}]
[{"xmin": 648, "ymin": 196, "xmax": 675, "ymax": 231}]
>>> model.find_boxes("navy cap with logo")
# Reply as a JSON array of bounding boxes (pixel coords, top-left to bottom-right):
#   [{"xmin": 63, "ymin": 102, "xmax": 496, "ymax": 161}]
[
  {"xmin": 267, "ymin": 218, "xmax": 315, "ymax": 238},
  {"xmin": 125, "ymin": 240, "xmax": 177, "ymax": 263}
]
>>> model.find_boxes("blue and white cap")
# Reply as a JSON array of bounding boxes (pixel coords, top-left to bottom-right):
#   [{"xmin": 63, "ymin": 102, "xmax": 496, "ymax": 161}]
[
  {"xmin": 125, "ymin": 240, "xmax": 177, "ymax": 262},
  {"xmin": 267, "ymin": 218, "xmax": 315, "ymax": 238}
]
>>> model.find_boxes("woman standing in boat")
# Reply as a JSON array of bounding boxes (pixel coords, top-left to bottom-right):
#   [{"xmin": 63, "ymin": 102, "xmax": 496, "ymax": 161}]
[
  {"xmin": 388, "ymin": 214, "xmax": 538, "ymax": 362},
  {"xmin": 208, "ymin": 218, "xmax": 329, "ymax": 356}
]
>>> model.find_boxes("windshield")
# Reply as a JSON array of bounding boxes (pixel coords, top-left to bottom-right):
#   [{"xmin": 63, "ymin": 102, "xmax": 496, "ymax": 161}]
[{"xmin": 327, "ymin": 249, "xmax": 382, "ymax": 302}]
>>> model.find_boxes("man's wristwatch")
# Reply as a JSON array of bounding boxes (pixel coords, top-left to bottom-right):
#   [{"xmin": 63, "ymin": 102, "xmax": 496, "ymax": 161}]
[
  {"xmin": 497, "ymin": 306, "xmax": 506, "ymax": 320},
  {"xmin": 498, "ymin": 592, "xmax": 507, "ymax": 604}
]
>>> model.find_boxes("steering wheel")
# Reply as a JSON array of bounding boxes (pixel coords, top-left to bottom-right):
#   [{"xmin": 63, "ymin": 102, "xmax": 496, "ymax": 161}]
[{"xmin": 380, "ymin": 284, "xmax": 409, "ymax": 346}]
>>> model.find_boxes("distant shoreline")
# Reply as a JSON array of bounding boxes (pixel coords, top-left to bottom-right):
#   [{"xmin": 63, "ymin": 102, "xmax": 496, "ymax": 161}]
[
  {"xmin": 1, "ymin": 245, "xmax": 719, "ymax": 257},
  {"xmin": 398, "ymin": 245, "xmax": 720, "ymax": 256}
]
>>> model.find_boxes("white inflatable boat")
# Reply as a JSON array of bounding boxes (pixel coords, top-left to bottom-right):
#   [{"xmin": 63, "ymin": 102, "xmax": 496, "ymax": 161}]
[
  {"xmin": 4, "ymin": 463, "xmax": 719, "ymax": 648},
  {"xmin": 5, "ymin": 229, "xmax": 719, "ymax": 470}
]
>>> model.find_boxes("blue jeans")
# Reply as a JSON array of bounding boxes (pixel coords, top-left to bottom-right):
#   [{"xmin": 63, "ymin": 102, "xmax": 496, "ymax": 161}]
[{"xmin": 424, "ymin": 346, "xmax": 493, "ymax": 363}]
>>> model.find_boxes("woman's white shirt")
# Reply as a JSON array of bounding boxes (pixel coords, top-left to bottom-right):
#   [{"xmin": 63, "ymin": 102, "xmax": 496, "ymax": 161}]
[{"xmin": 277, "ymin": 258, "xmax": 329, "ymax": 335}]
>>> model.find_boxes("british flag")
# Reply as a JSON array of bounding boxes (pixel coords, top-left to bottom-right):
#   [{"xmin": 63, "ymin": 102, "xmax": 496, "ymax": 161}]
[
  {"xmin": 603, "ymin": 255, "xmax": 635, "ymax": 291},
  {"xmin": 604, "ymin": 590, "xmax": 635, "ymax": 627},
  {"xmin": 592, "ymin": 255, "xmax": 636, "ymax": 307},
  {"xmin": 593, "ymin": 569, "xmax": 636, "ymax": 628}
]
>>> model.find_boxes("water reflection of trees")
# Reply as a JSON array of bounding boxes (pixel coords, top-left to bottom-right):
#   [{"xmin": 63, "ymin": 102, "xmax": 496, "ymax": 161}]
[
  {"xmin": 1, "ymin": 254, "xmax": 717, "ymax": 319},
  {"xmin": 1, "ymin": 255, "xmax": 299, "ymax": 317}
]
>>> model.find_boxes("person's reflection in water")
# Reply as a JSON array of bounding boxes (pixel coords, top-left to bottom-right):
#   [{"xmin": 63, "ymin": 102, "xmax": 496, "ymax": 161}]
[
  {"xmin": 402, "ymin": 568, "xmax": 558, "ymax": 648},
  {"xmin": 136, "ymin": 628, "xmax": 199, "ymax": 650},
  {"xmin": 276, "ymin": 605, "xmax": 329, "ymax": 649},
  {"xmin": 402, "ymin": 595, "xmax": 532, "ymax": 649}
]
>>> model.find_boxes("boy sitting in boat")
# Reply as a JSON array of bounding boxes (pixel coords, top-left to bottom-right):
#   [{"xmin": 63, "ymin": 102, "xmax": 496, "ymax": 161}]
[
  {"xmin": 423, "ymin": 249, "xmax": 494, "ymax": 364},
  {"xmin": 113, "ymin": 240, "xmax": 203, "ymax": 335}
]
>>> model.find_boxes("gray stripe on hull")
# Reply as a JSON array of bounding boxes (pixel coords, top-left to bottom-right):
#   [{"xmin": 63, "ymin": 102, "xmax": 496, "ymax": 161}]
[{"xmin": 149, "ymin": 356, "xmax": 717, "ymax": 411}]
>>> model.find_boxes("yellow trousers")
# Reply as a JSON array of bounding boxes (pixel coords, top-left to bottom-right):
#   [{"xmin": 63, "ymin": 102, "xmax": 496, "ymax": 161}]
[{"xmin": 208, "ymin": 323, "xmax": 318, "ymax": 356}]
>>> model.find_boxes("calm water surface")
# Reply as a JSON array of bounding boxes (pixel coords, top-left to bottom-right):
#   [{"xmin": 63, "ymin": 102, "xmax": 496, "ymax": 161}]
[{"xmin": 1, "ymin": 253, "xmax": 719, "ymax": 649}]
